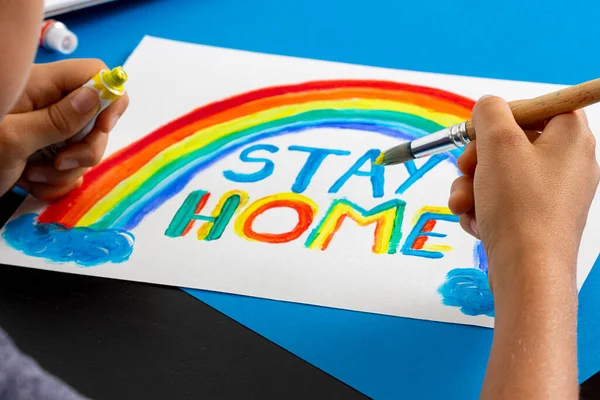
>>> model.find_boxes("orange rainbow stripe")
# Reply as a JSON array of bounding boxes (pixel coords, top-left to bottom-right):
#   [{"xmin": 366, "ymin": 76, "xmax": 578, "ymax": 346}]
[{"xmin": 38, "ymin": 80, "xmax": 474, "ymax": 231}]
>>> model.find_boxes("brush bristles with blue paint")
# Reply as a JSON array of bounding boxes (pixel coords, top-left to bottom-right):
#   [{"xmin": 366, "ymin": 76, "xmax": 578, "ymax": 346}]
[{"xmin": 374, "ymin": 78, "xmax": 600, "ymax": 166}]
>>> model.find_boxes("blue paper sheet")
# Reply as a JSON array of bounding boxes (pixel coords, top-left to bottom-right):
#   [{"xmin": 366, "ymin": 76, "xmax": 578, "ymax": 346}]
[{"xmin": 35, "ymin": 0, "xmax": 600, "ymax": 397}]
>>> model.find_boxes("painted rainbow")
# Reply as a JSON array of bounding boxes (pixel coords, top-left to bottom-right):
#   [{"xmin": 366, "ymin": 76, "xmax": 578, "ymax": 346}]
[{"xmin": 38, "ymin": 80, "xmax": 475, "ymax": 231}]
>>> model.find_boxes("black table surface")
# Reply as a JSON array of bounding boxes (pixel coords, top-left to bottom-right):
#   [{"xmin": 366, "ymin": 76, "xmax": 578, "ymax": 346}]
[{"xmin": 0, "ymin": 189, "xmax": 599, "ymax": 399}]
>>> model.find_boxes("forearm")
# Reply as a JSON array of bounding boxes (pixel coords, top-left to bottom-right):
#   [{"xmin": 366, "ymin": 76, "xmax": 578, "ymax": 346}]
[{"xmin": 481, "ymin": 253, "xmax": 579, "ymax": 400}]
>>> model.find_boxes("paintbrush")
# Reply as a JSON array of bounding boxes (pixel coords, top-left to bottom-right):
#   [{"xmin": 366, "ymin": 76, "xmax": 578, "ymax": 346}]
[{"xmin": 374, "ymin": 77, "xmax": 600, "ymax": 166}]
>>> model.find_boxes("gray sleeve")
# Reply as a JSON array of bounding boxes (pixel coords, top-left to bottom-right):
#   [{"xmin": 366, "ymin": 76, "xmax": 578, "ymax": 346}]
[{"xmin": 0, "ymin": 327, "xmax": 88, "ymax": 400}]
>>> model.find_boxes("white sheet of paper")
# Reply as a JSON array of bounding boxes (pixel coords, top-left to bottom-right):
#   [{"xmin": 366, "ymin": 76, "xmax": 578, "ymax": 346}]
[{"xmin": 2, "ymin": 36, "xmax": 600, "ymax": 328}]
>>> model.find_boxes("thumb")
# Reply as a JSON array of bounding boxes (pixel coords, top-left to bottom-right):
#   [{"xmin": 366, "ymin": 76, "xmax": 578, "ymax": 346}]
[
  {"xmin": 472, "ymin": 96, "xmax": 531, "ymax": 160},
  {"xmin": 17, "ymin": 86, "xmax": 99, "ymax": 154}
]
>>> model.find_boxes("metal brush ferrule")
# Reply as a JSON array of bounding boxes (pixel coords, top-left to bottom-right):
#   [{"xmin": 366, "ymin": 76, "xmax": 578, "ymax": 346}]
[{"xmin": 410, "ymin": 121, "xmax": 469, "ymax": 158}]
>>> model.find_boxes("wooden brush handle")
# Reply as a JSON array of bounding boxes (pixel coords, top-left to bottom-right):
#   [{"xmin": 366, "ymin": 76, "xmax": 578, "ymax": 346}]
[{"xmin": 465, "ymin": 78, "xmax": 600, "ymax": 140}]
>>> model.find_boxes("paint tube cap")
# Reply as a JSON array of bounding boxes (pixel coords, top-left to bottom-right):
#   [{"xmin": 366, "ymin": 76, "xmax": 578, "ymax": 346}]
[
  {"xmin": 43, "ymin": 21, "xmax": 78, "ymax": 54},
  {"xmin": 101, "ymin": 67, "xmax": 128, "ymax": 93}
]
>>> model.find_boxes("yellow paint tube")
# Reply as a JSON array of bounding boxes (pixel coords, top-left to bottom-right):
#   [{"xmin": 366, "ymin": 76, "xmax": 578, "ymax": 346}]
[{"xmin": 32, "ymin": 66, "xmax": 128, "ymax": 161}]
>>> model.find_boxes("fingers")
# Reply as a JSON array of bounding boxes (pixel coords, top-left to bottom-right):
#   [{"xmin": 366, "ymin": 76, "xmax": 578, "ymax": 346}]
[
  {"xmin": 54, "ymin": 92, "xmax": 128, "ymax": 169},
  {"xmin": 448, "ymin": 175, "xmax": 474, "ymax": 215},
  {"xmin": 12, "ymin": 59, "xmax": 108, "ymax": 113},
  {"xmin": 459, "ymin": 211, "xmax": 480, "ymax": 239},
  {"xmin": 457, "ymin": 104, "xmax": 541, "ymax": 176},
  {"xmin": 23, "ymin": 163, "xmax": 88, "ymax": 185},
  {"xmin": 472, "ymin": 96, "xmax": 530, "ymax": 159},
  {"xmin": 455, "ymin": 131, "xmax": 534, "ymax": 177},
  {"xmin": 11, "ymin": 86, "xmax": 101, "ymax": 154},
  {"xmin": 20, "ymin": 163, "xmax": 87, "ymax": 202},
  {"xmin": 55, "ymin": 130, "xmax": 108, "ymax": 170},
  {"xmin": 45, "ymin": 59, "xmax": 108, "ymax": 95},
  {"xmin": 17, "ymin": 176, "xmax": 84, "ymax": 202},
  {"xmin": 457, "ymin": 141, "xmax": 477, "ymax": 176},
  {"xmin": 537, "ymin": 110, "xmax": 595, "ymax": 155},
  {"xmin": 9, "ymin": 70, "xmax": 128, "ymax": 168},
  {"xmin": 448, "ymin": 172, "xmax": 478, "ymax": 239},
  {"xmin": 2, "ymin": 58, "xmax": 127, "ymax": 203}
]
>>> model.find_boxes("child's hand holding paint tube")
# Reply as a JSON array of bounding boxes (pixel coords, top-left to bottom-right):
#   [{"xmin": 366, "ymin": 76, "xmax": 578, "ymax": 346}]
[{"xmin": 0, "ymin": 59, "xmax": 128, "ymax": 200}]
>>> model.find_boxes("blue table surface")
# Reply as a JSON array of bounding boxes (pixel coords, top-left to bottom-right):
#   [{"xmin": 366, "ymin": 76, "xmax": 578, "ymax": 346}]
[{"xmin": 36, "ymin": 1, "xmax": 600, "ymax": 398}]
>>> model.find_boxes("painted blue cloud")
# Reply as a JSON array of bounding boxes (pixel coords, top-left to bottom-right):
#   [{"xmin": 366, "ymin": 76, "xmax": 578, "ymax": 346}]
[
  {"xmin": 3, "ymin": 213, "xmax": 134, "ymax": 267},
  {"xmin": 438, "ymin": 268, "xmax": 494, "ymax": 317}
]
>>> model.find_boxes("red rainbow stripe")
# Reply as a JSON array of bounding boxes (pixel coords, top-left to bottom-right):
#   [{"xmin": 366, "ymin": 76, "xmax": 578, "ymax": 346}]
[{"xmin": 39, "ymin": 80, "xmax": 474, "ymax": 227}]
